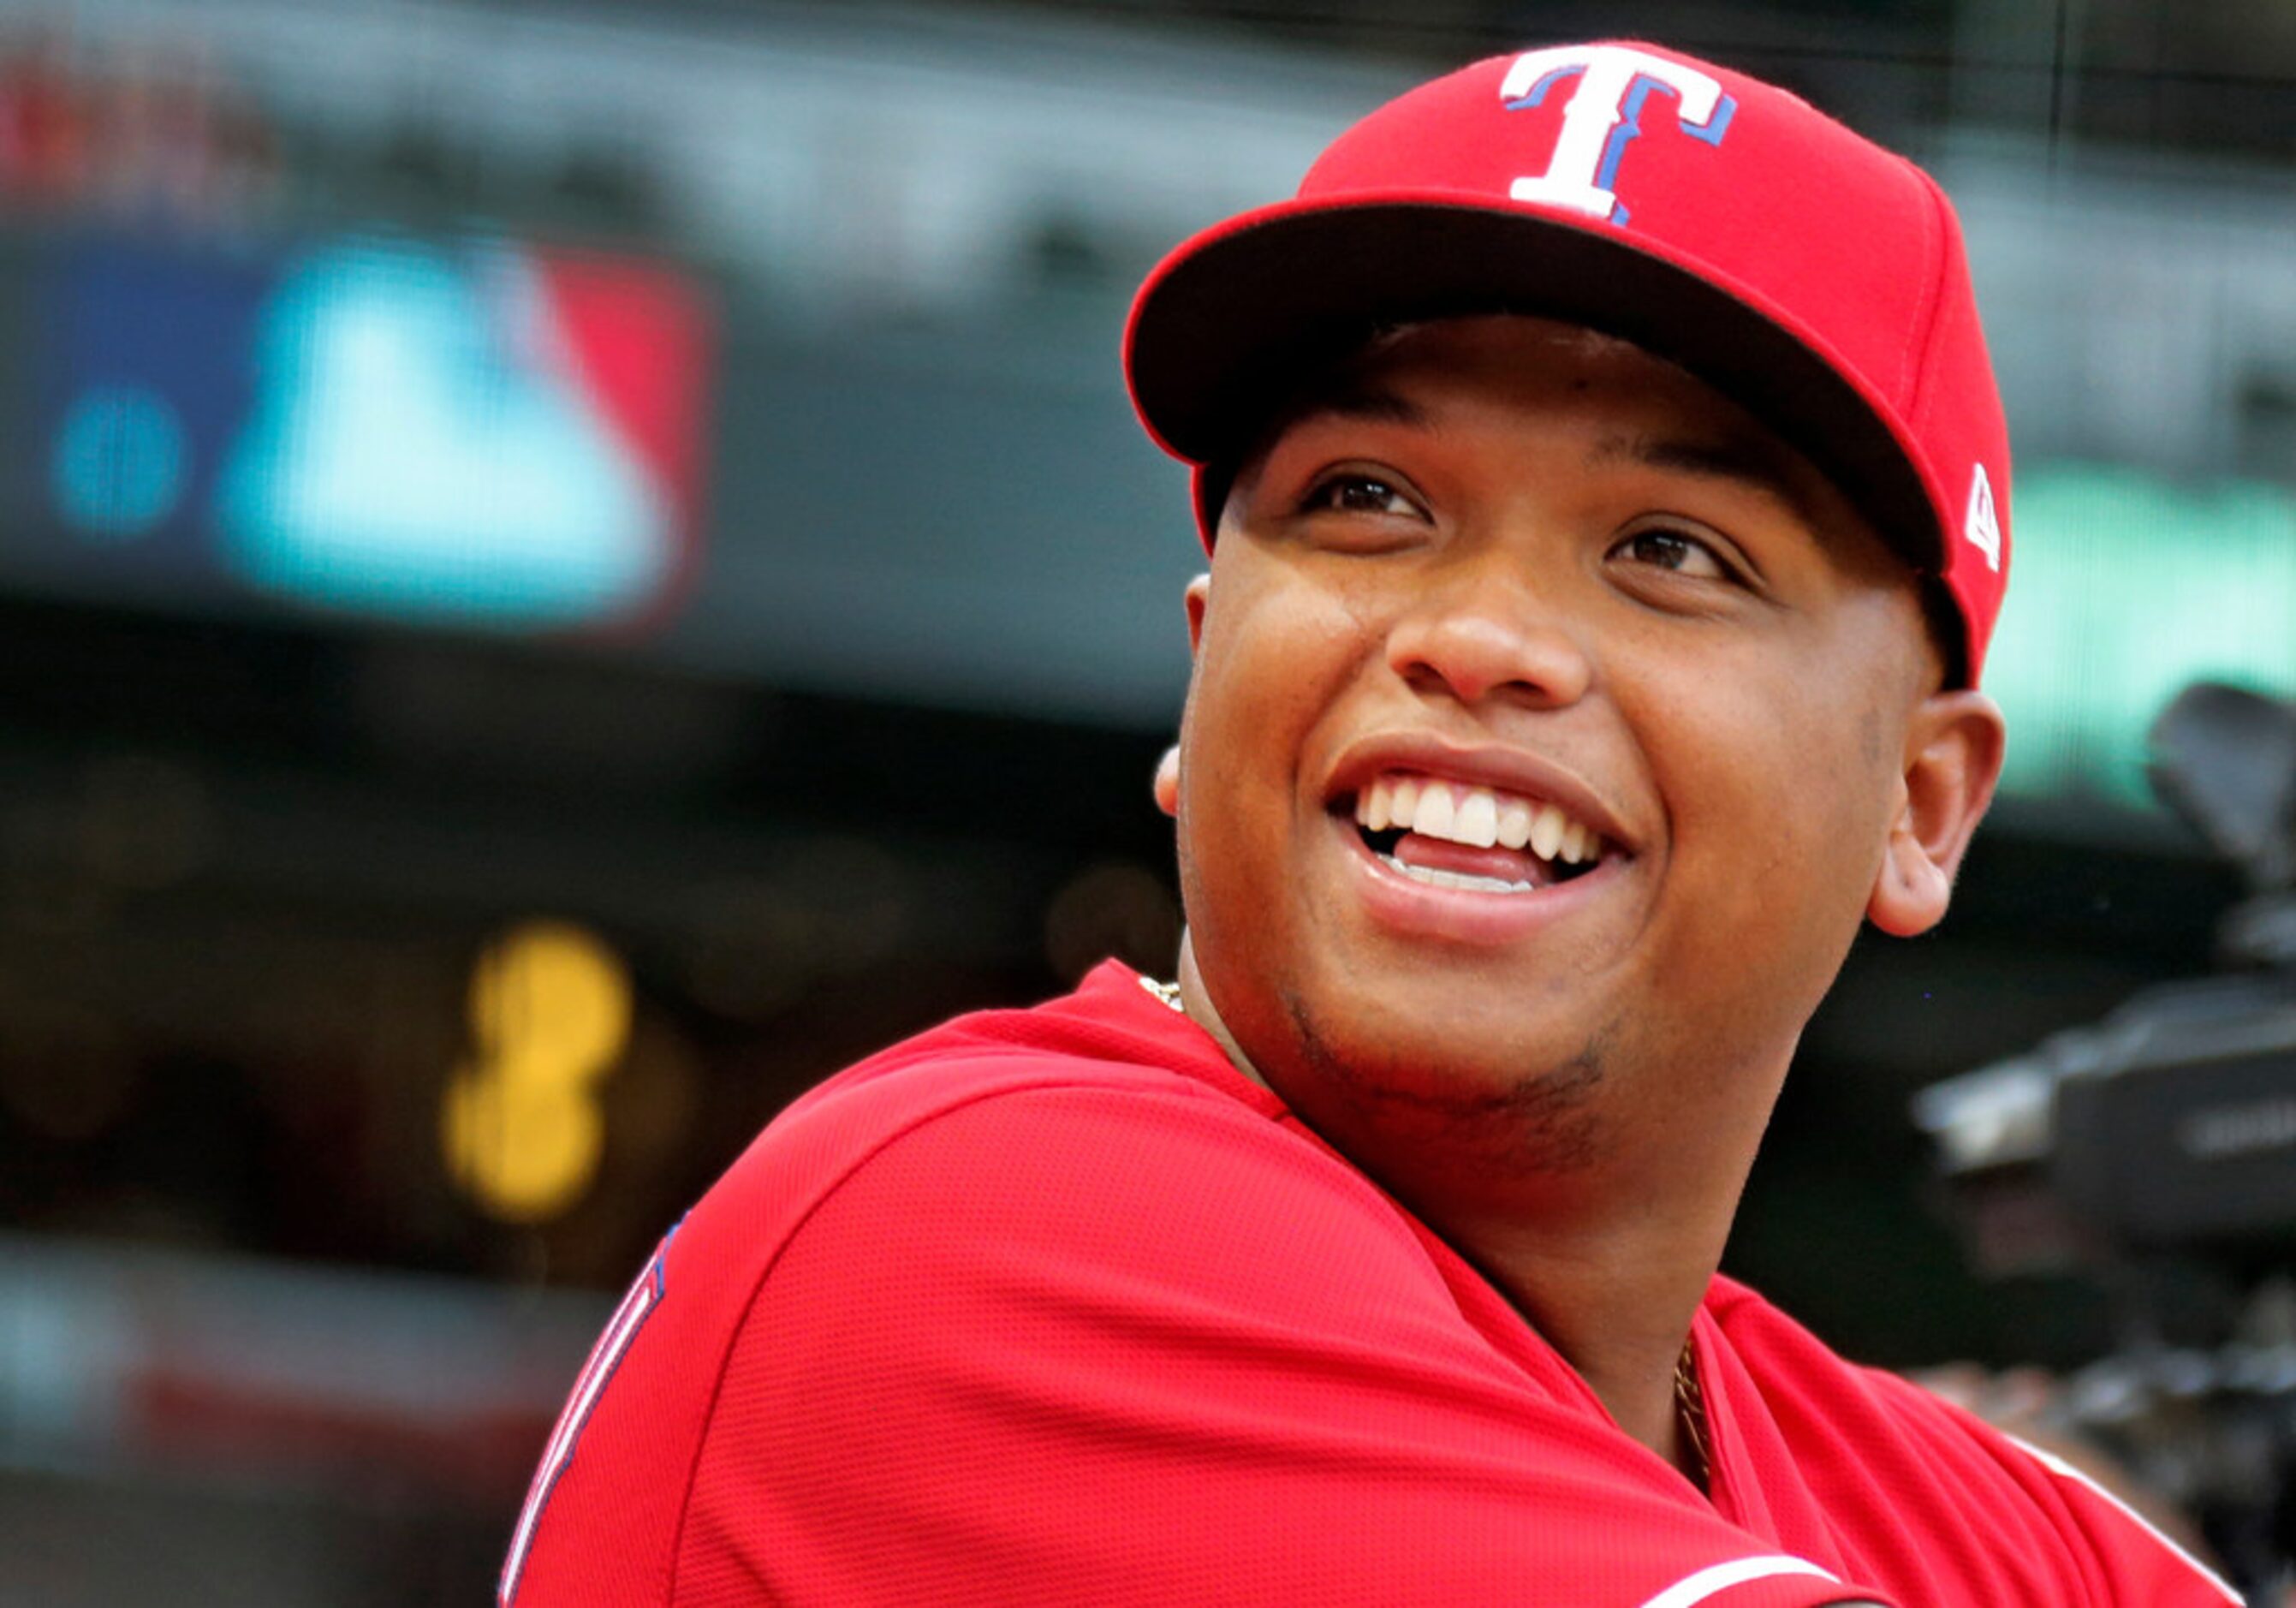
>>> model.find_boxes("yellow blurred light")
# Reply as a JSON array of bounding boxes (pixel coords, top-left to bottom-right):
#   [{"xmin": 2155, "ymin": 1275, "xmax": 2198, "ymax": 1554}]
[{"xmin": 443, "ymin": 920, "xmax": 633, "ymax": 1224}]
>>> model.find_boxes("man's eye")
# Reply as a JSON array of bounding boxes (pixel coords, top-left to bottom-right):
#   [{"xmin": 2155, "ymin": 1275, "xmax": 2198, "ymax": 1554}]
[
  {"xmin": 1302, "ymin": 474, "xmax": 1420, "ymax": 519},
  {"xmin": 1612, "ymin": 527, "xmax": 1732, "ymax": 580}
]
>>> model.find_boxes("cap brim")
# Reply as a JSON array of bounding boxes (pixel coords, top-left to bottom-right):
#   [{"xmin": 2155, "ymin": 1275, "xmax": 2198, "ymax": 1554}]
[{"xmin": 1125, "ymin": 195, "xmax": 1945, "ymax": 578}]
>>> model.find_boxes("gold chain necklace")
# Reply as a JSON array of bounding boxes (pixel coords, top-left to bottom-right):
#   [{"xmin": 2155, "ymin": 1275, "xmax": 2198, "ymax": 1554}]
[{"xmin": 1674, "ymin": 1340, "xmax": 1711, "ymax": 1492}]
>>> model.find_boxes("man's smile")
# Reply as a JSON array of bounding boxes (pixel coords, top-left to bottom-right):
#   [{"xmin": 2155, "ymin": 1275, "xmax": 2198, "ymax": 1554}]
[
  {"xmin": 1349, "ymin": 771, "xmax": 1609, "ymax": 893},
  {"xmin": 1313, "ymin": 728, "xmax": 1638, "ymax": 932}
]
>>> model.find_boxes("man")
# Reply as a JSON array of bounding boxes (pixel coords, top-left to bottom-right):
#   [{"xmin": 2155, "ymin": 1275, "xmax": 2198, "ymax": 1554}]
[{"xmin": 499, "ymin": 42, "xmax": 2241, "ymax": 1607}]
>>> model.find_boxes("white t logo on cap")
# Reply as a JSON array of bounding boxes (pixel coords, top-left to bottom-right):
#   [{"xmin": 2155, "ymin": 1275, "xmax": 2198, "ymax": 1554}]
[
  {"xmin": 1964, "ymin": 462, "xmax": 2002, "ymax": 571},
  {"xmin": 1500, "ymin": 45, "xmax": 1735, "ymax": 225}
]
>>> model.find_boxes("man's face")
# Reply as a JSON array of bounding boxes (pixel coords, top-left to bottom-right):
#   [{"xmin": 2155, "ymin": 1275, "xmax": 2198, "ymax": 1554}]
[{"xmin": 1173, "ymin": 315, "xmax": 1952, "ymax": 1180}]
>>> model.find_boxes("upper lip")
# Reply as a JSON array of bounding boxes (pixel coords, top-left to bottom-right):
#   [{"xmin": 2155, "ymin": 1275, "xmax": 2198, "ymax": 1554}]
[{"xmin": 1323, "ymin": 730, "xmax": 1639, "ymax": 855}]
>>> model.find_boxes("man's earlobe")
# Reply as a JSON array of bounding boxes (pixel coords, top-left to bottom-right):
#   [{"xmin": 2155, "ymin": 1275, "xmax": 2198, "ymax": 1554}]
[
  {"xmin": 1185, "ymin": 574, "xmax": 1210, "ymax": 655},
  {"xmin": 1867, "ymin": 691, "xmax": 2008, "ymax": 938},
  {"xmin": 1153, "ymin": 745, "xmax": 1180, "ymax": 818}
]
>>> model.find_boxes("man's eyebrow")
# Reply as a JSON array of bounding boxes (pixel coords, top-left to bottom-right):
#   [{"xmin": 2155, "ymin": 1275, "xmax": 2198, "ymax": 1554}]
[{"xmin": 1591, "ymin": 432, "xmax": 1810, "ymax": 511}]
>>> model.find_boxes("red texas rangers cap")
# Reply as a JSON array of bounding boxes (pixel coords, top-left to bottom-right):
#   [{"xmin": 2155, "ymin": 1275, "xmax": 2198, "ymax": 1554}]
[{"xmin": 1124, "ymin": 41, "xmax": 2012, "ymax": 686}]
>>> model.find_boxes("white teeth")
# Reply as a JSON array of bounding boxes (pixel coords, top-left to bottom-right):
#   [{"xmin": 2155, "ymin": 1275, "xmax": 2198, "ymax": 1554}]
[
  {"xmin": 1496, "ymin": 798, "xmax": 1534, "ymax": 851},
  {"xmin": 1529, "ymin": 803, "xmax": 1566, "ymax": 862},
  {"xmin": 1413, "ymin": 785, "xmax": 1455, "ymax": 839},
  {"xmin": 1453, "ymin": 790, "xmax": 1499, "ymax": 849},
  {"xmin": 1354, "ymin": 771, "xmax": 1608, "ymax": 868}
]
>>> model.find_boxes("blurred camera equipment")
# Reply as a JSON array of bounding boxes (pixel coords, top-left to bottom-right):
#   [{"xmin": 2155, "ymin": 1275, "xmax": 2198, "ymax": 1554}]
[{"xmin": 1914, "ymin": 681, "xmax": 2296, "ymax": 1599}]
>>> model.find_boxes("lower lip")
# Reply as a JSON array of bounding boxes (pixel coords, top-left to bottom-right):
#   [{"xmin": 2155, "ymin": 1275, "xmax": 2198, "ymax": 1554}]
[{"xmin": 1331, "ymin": 813, "xmax": 1626, "ymax": 945}]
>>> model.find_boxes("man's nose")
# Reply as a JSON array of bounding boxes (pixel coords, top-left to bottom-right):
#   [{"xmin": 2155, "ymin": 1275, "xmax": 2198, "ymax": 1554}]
[{"xmin": 1383, "ymin": 563, "xmax": 1594, "ymax": 710}]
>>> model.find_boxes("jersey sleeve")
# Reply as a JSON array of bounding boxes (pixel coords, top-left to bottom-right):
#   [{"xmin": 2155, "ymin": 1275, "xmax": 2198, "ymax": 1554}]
[
  {"xmin": 1843, "ymin": 1363, "xmax": 2243, "ymax": 1608},
  {"xmin": 669, "ymin": 1078, "xmax": 1885, "ymax": 1607},
  {"xmin": 1997, "ymin": 1432, "xmax": 2243, "ymax": 1607}
]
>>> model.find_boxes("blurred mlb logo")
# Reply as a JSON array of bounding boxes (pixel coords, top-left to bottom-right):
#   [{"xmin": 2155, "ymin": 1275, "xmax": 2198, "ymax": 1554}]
[{"xmin": 23, "ymin": 230, "xmax": 714, "ymax": 635}]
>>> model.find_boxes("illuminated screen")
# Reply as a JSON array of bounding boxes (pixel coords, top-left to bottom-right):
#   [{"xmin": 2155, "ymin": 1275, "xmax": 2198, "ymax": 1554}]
[
  {"xmin": 27, "ymin": 232, "xmax": 713, "ymax": 635},
  {"xmin": 9, "ymin": 225, "xmax": 2296, "ymax": 823},
  {"xmin": 1988, "ymin": 463, "xmax": 2296, "ymax": 806}
]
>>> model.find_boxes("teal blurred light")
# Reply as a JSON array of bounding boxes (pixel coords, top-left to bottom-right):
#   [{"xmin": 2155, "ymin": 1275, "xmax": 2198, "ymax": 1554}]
[
  {"xmin": 213, "ymin": 236, "xmax": 672, "ymax": 628},
  {"xmin": 1988, "ymin": 462, "xmax": 2296, "ymax": 806},
  {"xmin": 52, "ymin": 384, "xmax": 190, "ymax": 541}
]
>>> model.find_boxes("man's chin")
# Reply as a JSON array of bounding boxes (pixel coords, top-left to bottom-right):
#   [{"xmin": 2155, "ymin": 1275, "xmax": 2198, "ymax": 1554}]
[{"xmin": 1260, "ymin": 985, "xmax": 1611, "ymax": 1133}]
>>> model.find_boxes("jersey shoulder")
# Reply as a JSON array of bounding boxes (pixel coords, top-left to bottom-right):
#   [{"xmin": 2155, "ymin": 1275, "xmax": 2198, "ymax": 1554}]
[
  {"xmin": 659, "ymin": 1038, "xmax": 1870, "ymax": 1605},
  {"xmin": 1703, "ymin": 1279, "xmax": 2239, "ymax": 1608},
  {"xmin": 501, "ymin": 965, "xmax": 1355, "ymax": 1606},
  {"xmin": 512, "ymin": 974, "xmax": 1861, "ymax": 1606}
]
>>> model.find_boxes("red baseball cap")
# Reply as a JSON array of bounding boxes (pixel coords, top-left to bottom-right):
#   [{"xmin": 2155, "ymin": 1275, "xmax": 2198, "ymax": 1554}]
[{"xmin": 1124, "ymin": 41, "xmax": 2011, "ymax": 686}]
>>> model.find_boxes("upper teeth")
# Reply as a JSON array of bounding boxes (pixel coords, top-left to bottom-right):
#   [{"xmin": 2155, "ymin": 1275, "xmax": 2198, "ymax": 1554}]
[{"xmin": 1354, "ymin": 773, "xmax": 1603, "ymax": 865}]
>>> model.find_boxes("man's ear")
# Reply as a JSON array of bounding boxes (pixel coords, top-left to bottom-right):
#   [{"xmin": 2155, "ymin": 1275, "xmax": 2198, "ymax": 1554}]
[
  {"xmin": 1867, "ymin": 690, "xmax": 2008, "ymax": 938},
  {"xmin": 1156, "ymin": 575, "xmax": 1211, "ymax": 820}
]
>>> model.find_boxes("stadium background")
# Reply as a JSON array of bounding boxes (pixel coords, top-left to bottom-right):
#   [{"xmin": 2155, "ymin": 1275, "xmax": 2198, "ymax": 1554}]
[{"xmin": 0, "ymin": 0, "xmax": 2291, "ymax": 1600}]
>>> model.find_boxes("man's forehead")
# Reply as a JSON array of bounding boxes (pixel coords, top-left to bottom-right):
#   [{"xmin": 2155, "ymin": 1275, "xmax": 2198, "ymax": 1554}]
[
  {"xmin": 1246, "ymin": 315, "xmax": 1833, "ymax": 515},
  {"xmin": 1259, "ymin": 315, "xmax": 1740, "ymax": 438},
  {"xmin": 1287, "ymin": 315, "xmax": 1642, "ymax": 405}
]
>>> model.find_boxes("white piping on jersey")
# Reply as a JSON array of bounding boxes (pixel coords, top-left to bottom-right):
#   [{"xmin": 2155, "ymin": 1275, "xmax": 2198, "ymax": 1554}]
[
  {"xmin": 2004, "ymin": 1432, "xmax": 2243, "ymax": 1606},
  {"xmin": 1636, "ymin": 1555, "xmax": 1840, "ymax": 1608},
  {"xmin": 499, "ymin": 1266, "xmax": 661, "ymax": 1606}
]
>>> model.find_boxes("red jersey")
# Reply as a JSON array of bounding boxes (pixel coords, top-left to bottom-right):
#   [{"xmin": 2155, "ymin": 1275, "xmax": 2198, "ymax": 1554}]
[{"xmin": 502, "ymin": 962, "xmax": 2239, "ymax": 1607}]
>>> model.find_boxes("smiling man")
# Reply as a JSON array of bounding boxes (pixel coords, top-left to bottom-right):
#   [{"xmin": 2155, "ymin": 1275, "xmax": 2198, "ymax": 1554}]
[
  {"xmin": 1153, "ymin": 311, "xmax": 1980, "ymax": 1474},
  {"xmin": 500, "ymin": 43, "xmax": 2240, "ymax": 1608}
]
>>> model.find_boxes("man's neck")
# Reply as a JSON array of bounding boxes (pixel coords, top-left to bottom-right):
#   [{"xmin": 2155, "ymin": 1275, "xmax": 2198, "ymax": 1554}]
[
  {"xmin": 1415, "ymin": 1186, "xmax": 1731, "ymax": 1484},
  {"xmin": 1172, "ymin": 937, "xmax": 1757, "ymax": 1482}
]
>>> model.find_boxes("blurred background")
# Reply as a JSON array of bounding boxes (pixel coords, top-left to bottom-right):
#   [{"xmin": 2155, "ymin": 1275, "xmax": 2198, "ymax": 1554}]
[{"xmin": 0, "ymin": 0, "xmax": 2293, "ymax": 1601}]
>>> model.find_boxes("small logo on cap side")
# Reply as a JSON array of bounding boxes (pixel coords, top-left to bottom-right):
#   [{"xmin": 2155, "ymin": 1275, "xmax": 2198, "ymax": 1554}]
[
  {"xmin": 1500, "ymin": 45, "xmax": 1734, "ymax": 227},
  {"xmin": 1964, "ymin": 462, "xmax": 2002, "ymax": 572}
]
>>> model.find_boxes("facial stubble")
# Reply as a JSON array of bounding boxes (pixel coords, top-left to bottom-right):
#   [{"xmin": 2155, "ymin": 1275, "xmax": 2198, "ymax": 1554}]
[{"xmin": 1278, "ymin": 985, "xmax": 1618, "ymax": 1177}]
